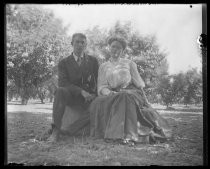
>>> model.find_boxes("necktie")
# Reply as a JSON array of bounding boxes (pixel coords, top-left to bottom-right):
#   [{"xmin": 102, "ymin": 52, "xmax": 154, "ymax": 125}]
[{"xmin": 77, "ymin": 57, "xmax": 82, "ymax": 66}]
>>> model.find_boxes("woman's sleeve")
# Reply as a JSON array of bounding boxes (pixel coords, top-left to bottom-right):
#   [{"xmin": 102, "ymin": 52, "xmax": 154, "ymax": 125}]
[
  {"xmin": 130, "ymin": 61, "xmax": 145, "ymax": 88},
  {"xmin": 97, "ymin": 63, "xmax": 112, "ymax": 96}
]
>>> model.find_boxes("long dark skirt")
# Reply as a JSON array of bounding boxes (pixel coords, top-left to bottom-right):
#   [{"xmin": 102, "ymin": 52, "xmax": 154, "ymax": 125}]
[{"xmin": 89, "ymin": 87, "xmax": 172, "ymax": 143}]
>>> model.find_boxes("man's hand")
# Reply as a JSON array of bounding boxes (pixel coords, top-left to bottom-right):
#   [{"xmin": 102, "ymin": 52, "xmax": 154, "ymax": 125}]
[{"xmin": 81, "ymin": 90, "xmax": 96, "ymax": 102}]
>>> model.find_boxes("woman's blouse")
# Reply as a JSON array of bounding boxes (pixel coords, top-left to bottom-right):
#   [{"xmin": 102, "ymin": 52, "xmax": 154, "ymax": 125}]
[{"xmin": 98, "ymin": 58, "xmax": 145, "ymax": 96}]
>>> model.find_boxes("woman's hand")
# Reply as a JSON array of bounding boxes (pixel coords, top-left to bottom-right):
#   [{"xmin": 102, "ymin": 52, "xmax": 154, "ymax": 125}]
[
  {"xmin": 103, "ymin": 90, "xmax": 115, "ymax": 96},
  {"xmin": 100, "ymin": 88, "xmax": 119, "ymax": 96},
  {"xmin": 81, "ymin": 90, "xmax": 95, "ymax": 102},
  {"xmin": 110, "ymin": 91, "xmax": 118, "ymax": 95},
  {"xmin": 104, "ymin": 90, "xmax": 118, "ymax": 96}
]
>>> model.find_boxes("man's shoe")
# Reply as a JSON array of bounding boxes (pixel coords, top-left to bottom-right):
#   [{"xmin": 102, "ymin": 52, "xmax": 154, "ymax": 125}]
[{"xmin": 47, "ymin": 128, "xmax": 60, "ymax": 143}]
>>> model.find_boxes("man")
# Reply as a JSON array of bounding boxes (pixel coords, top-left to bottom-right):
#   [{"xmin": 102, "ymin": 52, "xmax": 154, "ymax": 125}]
[{"xmin": 47, "ymin": 33, "xmax": 99, "ymax": 142}]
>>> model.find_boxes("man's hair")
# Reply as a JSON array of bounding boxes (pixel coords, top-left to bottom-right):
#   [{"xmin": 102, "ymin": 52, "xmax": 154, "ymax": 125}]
[
  {"xmin": 71, "ymin": 33, "xmax": 87, "ymax": 43},
  {"xmin": 107, "ymin": 36, "xmax": 127, "ymax": 50}
]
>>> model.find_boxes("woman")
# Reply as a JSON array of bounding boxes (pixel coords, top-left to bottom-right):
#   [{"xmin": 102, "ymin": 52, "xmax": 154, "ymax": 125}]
[{"xmin": 89, "ymin": 36, "xmax": 172, "ymax": 144}]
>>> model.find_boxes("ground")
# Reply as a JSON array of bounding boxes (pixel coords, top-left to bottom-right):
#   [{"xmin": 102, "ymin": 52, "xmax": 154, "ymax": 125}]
[{"xmin": 6, "ymin": 100, "xmax": 203, "ymax": 166}]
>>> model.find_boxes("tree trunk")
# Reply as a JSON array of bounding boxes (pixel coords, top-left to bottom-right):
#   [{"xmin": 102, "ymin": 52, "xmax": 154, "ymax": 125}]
[
  {"xmin": 21, "ymin": 98, "xmax": 28, "ymax": 105},
  {"xmin": 40, "ymin": 98, "xmax": 45, "ymax": 104},
  {"xmin": 20, "ymin": 89, "xmax": 29, "ymax": 105},
  {"xmin": 50, "ymin": 96, "xmax": 53, "ymax": 102},
  {"xmin": 8, "ymin": 92, "xmax": 13, "ymax": 101},
  {"xmin": 39, "ymin": 94, "xmax": 45, "ymax": 104}
]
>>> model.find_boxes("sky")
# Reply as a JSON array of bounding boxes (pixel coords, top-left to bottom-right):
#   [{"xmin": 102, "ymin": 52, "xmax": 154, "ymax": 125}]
[{"xmin": 43, "ymin": 4, "xmax": 202, "ymax": 75}]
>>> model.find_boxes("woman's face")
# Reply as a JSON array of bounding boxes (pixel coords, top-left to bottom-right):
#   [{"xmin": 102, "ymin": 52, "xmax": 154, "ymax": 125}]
[{"xmin": 109, "ymin": 40, "xmax": 124, "ymax": 59}]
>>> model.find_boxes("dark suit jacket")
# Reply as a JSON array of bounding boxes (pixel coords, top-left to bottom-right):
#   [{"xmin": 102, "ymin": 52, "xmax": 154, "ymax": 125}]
[{"xmin": 58, "ymin": 53, "xmax": 99, "ymax": 96}]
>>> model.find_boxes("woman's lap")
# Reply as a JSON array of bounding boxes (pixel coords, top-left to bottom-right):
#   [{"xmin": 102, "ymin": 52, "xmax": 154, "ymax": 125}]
[
  {"xmin": 90, "ymin": 91, "xmax": 142, "ymax": 138},
  {"xmin": 90, "ymin": 90, "xmax": 172, "ymax": 142}
]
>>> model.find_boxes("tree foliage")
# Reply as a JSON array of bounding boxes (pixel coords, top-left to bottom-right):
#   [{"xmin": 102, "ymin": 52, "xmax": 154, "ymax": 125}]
[
  {"xmin": 182, "ymin": 68, "xmax": 202, "ymax": 105},
  {"xmin": 6, "ymin": 4, "xmax": 71, "ymax": 104},
  {"xmin": 156, "ymin": 68, "xmax": 202, "ymax": 107},
  {"xmin": 156, "ymin": 75, "xmax": 174, "ymax": 107}
]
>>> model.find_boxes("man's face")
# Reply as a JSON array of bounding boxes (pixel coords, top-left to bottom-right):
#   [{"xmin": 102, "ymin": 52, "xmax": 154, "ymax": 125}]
[{"xmin": 72, "ymin": 35, "xmax": 87, "ymax": 55}]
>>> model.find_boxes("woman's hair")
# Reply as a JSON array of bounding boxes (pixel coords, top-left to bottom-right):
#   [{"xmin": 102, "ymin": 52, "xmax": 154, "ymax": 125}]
[{"xmin": 107, "ymin": 36, "xmax": 127, "ymax": 50}]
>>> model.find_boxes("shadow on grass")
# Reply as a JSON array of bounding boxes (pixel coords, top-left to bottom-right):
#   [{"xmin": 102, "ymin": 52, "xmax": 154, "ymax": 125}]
[
  {"xmin": 7, "ymin": 102, "xmax": 22, "ymax": 105},
  {"xmin": 28, "ymin": 101, "xmax": 53, "ymax": 105},
  {"xmin": 35, "ymin": 108, "xmax": 52, "ymax": 110},
  {"xmin": 7, "ymin": 111, "xmax": 52, "ymax": 115},
  {"xmin": 156, "ymin": 108, "xmax": 203, "ymax": 113},
  {"xmin": 7, "ymin": 111, "xmax": 28, "ymax": 114},
  {"xmin": 7, "ymin": 101, "xmax": 53, "ymax": 105}
]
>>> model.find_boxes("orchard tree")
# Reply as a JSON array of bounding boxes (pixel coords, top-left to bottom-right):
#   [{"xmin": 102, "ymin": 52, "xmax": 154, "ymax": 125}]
[
  {"xmin": 170, "ymin": 72, "xmax": 187, "ymax": 104},
  {"xmin": 6, "ymin": 4, "xmax": 71, "ymax": 104},
  {"xmin": 7, "ymin": 79, "xmax": 18, "ymax": 101},
  {"xmin": 85, "ymin": 25, "xmax": 109, "ymax": 64},
  {"xmin": 43, "ymin": 74, "xmax": 58, "ymax": 102},
  {"xmin": 156, "ymin": 75, "xmax": 175, "ymax": 108},
  {"xmin": 183, "ymin": 68, "xmax": 202, "ymax": 106}
]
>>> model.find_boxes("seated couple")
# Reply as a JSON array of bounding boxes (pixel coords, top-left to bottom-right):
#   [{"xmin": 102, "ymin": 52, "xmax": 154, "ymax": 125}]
[{"xmin": 44, "ymin": 33, "xmax": 172, "ymax": 145}]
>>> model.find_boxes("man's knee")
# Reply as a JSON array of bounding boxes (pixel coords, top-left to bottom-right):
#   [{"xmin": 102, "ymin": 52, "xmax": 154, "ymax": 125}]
[
  {"xmin": 55, "ymin": 87, "xmax": 67, "ymax": 99},
  {"xmin": 55, "ymin": 87, "xmax": 77, "ymax": 106}
]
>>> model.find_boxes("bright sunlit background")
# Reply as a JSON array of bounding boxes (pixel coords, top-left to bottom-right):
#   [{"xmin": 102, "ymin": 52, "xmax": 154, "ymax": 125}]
[{"xmin": 43, "ymin": 4, "xmax": 202, "ymax": 75}]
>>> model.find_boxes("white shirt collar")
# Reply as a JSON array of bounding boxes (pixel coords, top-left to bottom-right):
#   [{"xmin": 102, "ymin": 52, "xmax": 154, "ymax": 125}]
[{"xmin": 73, "ymin": 52, "xmax": 84, "ymax": 62}]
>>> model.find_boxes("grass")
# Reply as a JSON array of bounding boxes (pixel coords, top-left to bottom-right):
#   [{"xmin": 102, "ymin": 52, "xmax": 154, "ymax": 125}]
[{"xmin": 6, "ymin": 100, "xmax": 203, "ymax": 166}]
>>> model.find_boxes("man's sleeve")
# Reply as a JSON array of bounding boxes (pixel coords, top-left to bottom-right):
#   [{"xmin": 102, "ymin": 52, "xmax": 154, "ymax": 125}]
[
  {"xmin": 93, "ymin": 58, "xmax": 99, "ymax": 94},
  {"xmin": 58, "ymin": 60, "xmax": 82, "ymax": 96},
  {"xmin": 58, "ymin": 60, "xmax": 69, "ymax": 87},
  {"xmin": 93, "ymin": 58, "xmax": 99, "ymax": 83}
]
